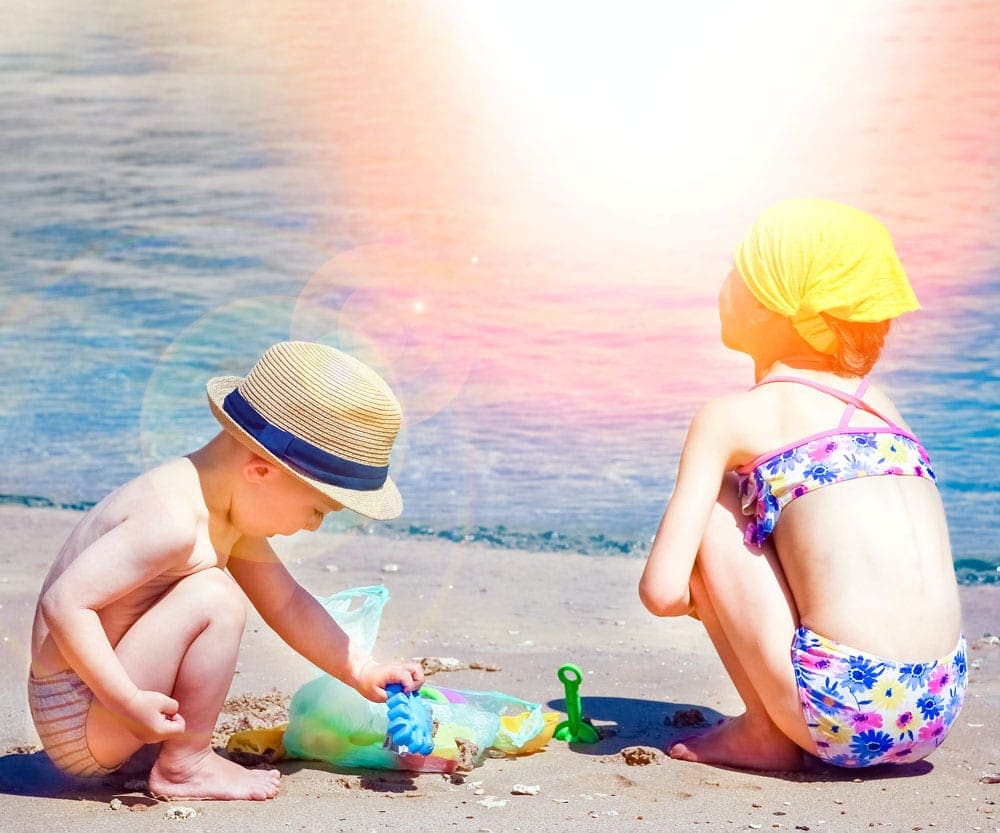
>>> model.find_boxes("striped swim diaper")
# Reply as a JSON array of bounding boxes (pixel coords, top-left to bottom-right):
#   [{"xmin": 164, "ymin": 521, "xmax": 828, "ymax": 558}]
[{"xmin": 28, "ymin": 668, "xmax": 121, "ymax": 778}]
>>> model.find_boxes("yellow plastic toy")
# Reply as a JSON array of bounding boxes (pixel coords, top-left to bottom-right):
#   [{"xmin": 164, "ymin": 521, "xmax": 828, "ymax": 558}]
[
  {"xmin": 226, "ymin": 723, "xmax": 288, "ymax": 764},
  {"xmin": 426, "ymin": 722, "xmax": 478, "ymax": 760},
  {"xmin": 495, "ymin": 711, "xmax": 560, "ymax": 755}
]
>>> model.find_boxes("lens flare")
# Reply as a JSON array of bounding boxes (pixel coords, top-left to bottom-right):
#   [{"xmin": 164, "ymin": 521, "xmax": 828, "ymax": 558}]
[
  {"xmin": 292, "ymin": 244, "xmax": 481, "ymax": 426},
  {"xmin": 140, "ymin": 296, "xmax": 302, "ymax": 466}
]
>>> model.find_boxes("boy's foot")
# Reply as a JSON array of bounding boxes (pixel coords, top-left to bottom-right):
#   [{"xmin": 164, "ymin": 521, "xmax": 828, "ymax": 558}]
[
  {"xmin": 149, "ymin": 748, "xmax": 280, "ymax": 800},
  {"xmin": 667, "ymin": 714, "xmax": 804, "ymax": 772}
]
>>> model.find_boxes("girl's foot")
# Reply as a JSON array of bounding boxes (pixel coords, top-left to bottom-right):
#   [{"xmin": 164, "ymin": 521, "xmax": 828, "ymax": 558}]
[
  {"xmin": 668, "ymin": 714, "xmax": 804, "ymax": 772},
  {"xmin": 149, "ymin": 748, "xmax": 280, "ymax": 800}
]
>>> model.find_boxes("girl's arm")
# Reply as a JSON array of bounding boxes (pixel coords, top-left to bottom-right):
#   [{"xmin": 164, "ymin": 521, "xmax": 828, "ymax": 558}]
[
  {"xmin": 638, "ymin": 396, "xmax": 742, "ymax": 617},
  {"xmin": 227, "ymin": 538, "xmax": 422, "ymax": 701}
]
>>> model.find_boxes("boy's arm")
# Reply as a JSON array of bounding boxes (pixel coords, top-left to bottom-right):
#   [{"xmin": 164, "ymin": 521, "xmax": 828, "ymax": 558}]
[
  {"xmin": 638, "ymin": 397, "xmax": 741, "ymax": 617},
  {"xmin": 39, "ymin": 508, "xmax": 194, "ymax": 740},
  {"xmin": 227, "ymin": 537, "xmax": 421, "ymax": 701}
]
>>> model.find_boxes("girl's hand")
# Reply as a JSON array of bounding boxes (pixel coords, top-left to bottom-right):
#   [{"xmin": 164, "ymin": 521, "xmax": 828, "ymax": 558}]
[
  {"xmin": 354, "ymin": 659, "xmax": 425, "ymax": 702},
  {"xmin": 120, "ymin": 689, "xmax": 187, "ymax": 742}
]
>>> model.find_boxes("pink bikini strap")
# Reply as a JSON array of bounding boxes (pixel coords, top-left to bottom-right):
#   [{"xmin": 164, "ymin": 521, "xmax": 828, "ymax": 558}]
[
  {"xmin": 752, "ymin": 375, "xmax": 903, "ymax": 431},
  {"xmin": 838, "ymin": 378, "xmax": 871, "ymax": 428}
]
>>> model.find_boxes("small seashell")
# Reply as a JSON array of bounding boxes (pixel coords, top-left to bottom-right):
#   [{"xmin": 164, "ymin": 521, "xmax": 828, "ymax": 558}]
[{"xmin": 477, "ymin": 796, "xmax": 507, "ymax": 808}]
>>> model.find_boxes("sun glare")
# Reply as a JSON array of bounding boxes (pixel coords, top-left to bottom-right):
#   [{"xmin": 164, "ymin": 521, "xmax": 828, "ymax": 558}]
[{"xmin": 450, "ymin": 3, "xmax": 894, "ymax": 235}]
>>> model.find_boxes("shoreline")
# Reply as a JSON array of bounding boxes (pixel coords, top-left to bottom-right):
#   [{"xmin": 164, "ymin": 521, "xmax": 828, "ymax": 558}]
[
  {"xmin": 1, "ymin": 495, "xmax": 997, "ymax": 585},
  {"xmin": 0, "ymin": 505, "xmax": 997, "ymax": 831}
]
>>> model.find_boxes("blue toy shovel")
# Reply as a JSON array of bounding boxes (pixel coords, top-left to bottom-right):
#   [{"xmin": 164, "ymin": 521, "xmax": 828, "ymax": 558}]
[
  {"xmin": 385, "ymin": 683, "xmax": 434, "ymax": 755},
  {"xmin": 553, "ymin": 663, "xmax": 600, "ymax": 743}
]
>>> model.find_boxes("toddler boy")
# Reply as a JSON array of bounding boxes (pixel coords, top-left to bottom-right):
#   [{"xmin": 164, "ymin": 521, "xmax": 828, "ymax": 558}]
[{"xmin": 29, "ymin": 341, "xmax": 422, "ymax": 800}]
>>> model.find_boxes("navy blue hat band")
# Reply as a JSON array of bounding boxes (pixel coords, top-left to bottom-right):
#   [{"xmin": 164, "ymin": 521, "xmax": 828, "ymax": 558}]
[{"xmin": 222, "ymin": 388, "xmax": 388, "ymax": 491}]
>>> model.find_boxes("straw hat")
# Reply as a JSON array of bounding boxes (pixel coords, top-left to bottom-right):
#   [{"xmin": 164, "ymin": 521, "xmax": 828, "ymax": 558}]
[{"xmin": 207, "ymin": 341, "xmax": 403, "ymax": 520}]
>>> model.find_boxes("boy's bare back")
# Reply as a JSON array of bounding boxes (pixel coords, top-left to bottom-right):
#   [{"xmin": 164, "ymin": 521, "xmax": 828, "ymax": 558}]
[{"xmin": 31, "ymin": 457, "xmax": 213, "ymax": 678}]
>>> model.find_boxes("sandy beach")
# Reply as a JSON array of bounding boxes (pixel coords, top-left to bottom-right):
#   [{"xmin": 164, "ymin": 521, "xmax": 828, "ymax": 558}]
[{"xmin": 0, "ymin": 504, "xmax": 996, "ymax": 832}]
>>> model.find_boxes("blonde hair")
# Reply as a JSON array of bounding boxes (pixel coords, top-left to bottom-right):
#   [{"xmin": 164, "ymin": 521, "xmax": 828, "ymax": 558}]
[{"xmin": 821, "ymin": 315, "xmax": 891, "ymax": 377}]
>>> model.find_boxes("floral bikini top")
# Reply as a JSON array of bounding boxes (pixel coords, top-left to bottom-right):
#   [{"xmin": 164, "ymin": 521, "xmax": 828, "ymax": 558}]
[{"xmin": 736, "ymin": 376, "xmax": 936, "ymax": 548}]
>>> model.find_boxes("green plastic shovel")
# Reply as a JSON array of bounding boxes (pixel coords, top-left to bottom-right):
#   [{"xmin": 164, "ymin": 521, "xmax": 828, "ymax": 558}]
[{"xmin": 553, "ymin": 663, "xmax": 600, "ymax": 743}]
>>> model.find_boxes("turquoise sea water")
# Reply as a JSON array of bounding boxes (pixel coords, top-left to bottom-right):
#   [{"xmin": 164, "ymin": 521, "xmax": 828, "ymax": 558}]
[{"xmin": 1, "ymin": 4, "xmax": 998, "ymax": 583}]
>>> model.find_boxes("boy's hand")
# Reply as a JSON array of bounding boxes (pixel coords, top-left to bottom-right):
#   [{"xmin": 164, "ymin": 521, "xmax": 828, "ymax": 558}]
[
  {"xmin": 354, "ymin": 659, "xmax": 425, "ymax": 703},
  {"xmin": 121, "ymin": 689, "xmax": 187, "ymax": 743}
]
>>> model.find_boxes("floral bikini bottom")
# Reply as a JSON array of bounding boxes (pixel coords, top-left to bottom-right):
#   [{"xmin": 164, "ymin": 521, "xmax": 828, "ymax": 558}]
[{"xmin": 791, "ymin": 627, "xmax": 968, "ymax": 768}]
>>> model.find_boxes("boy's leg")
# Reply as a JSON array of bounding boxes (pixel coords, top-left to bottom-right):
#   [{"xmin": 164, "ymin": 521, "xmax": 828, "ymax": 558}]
[
  {"xmin": 669, "ymin": 474, "xmax": 816, "ymax": 770},
  {"xmin": 86, "ymin": 568, "xmax": 280, "ymax": 800}
]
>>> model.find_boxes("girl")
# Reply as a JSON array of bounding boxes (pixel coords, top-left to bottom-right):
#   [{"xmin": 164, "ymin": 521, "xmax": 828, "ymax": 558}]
[{"xmin": 639, "ymin": 199, "xmax": 967, "ymax": 771}]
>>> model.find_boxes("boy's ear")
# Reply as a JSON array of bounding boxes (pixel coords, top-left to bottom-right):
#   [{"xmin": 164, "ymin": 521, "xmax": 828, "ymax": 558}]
[{"xmin": 243, "ymin": 456, "xmax": 276, "ymax": 484}]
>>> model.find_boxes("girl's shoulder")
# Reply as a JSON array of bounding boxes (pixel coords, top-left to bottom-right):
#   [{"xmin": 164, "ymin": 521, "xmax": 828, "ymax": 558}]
[
  {"xmin": 695, "ymin": 386, "xmax": 777, "ymax": 422},
  {"xmin": 688, "ymin": 390, "xmax": 777, "ymax": 470}
]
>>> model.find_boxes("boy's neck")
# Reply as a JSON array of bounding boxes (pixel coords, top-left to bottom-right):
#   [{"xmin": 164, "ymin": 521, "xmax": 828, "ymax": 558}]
[{"xmin": 187, "ymin": 433, "xmax": 248, "ymax": 550}]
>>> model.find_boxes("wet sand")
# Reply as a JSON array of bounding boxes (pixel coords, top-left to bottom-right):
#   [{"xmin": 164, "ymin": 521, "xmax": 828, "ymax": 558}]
[{"xmin": 1, "ymin": 505, "xmax": 997, "ymax": 832}]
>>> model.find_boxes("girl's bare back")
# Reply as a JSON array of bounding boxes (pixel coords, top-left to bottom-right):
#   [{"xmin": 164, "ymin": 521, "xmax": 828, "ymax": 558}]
[{"xmin": 736, "ymin": 377, "xmax": 962, "ymax": 660}]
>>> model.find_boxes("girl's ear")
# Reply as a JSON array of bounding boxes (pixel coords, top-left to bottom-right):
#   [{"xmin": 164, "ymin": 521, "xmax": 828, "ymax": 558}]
[{"xmin": 751, "ymin": 300, "xmax": 779, "ymax": 326}]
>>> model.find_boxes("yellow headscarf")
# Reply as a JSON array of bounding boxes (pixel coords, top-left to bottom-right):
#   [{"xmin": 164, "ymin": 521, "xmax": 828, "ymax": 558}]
[{"xmin": 733, "ymin": 198, "xmax": 919, "ymax": 354}]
